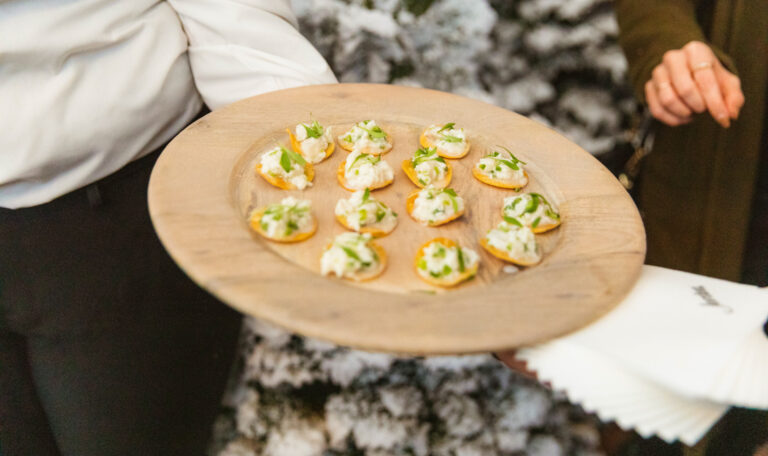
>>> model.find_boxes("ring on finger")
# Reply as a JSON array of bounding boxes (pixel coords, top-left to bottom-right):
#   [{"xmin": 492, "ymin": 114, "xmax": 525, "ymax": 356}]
[{"xmin": 691, "ymin": 61, "xmax": 713, "ymax": 72}]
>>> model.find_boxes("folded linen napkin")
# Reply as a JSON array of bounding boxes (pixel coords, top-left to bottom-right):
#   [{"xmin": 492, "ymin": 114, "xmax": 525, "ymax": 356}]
[{"xmin": 518, "ymin": 265, "xmax": 768, "ymax": 445}]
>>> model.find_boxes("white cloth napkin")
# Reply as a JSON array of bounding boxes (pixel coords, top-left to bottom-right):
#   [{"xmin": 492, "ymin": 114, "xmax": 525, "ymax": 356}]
[{"xmin": 518, "ymin": 265, "xmax": 768, "ymax": 446}]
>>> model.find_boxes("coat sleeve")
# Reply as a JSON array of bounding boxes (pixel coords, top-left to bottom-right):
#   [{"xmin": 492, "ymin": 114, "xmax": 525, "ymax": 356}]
[
  {"xmin": 614, "ymin": 0, "xmax": 736, "ymax": 103},
  {"xmin": 167, "ymin": 0, "xmax": 338, "ymax": 109}
]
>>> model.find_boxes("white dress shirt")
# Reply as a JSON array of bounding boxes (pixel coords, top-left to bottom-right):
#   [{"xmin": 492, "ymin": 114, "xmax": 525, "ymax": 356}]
[{"xmin": 0, "ymin": 0, "xmax": 337, "ymax": 209}]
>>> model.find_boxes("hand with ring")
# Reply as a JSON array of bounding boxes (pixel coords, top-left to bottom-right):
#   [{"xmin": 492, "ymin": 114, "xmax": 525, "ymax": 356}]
[{"xmin": 644, "ymin": 41, "xmax": 745, "ymax": 128}]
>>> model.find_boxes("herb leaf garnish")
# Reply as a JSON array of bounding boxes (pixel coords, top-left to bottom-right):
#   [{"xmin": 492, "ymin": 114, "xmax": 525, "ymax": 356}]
[
  {"xmin": 284, "ymin": 147, "xmax": 306, "ymax": 165},
  {"xmin": 481, "ymin": 146, "xmax": 525, "ymax": 174},
  {"xmin": 524, "ymin": 195, "xmax": 540, "ymax": 214},
  {"xmin": 359, "ymin": 122, "xmax": 387, "ymax": 140},
  {"xmin": 438, "ymin": 122, "xmax": 455, "ymax": 132},
  {"xmin": 348, "ymin": 153, "xmax": 381, "ymax": 170},
  {"xmin": 411, "ymin": 146, "xmax": 445, "ymax": 167},
  {"xmin": 442, "ymin": 188, "xmax": 459, "ymax": 212},
  {"xmin": 436, "ymin": 123, "xmax": 462, "ymax": 142},
  {"xmin": 302, "ymin": 120, "xmax": 324, "ymax": 139},
  {"xmin": 440, "ymin": 134, "xmax": 463, "ymax": 143},
  {"xmin": 278, "ymin": 146, "xmax": 306, "ymax": 173},
  {"xmin": 530, "ymin": 193, "xmax": 560, "ymax": 220},
  {"xmin": 261, "ymin": 200, "xmax": 310, "ymax": 236},
  {"xmin": 503, "ymin": 216, "xmax": 523, "ymax": 227},
  {"xmin": 498, "ymin": 146, "xmax": 526, "ymax": 165},
  {"xmin": 497, "ymin": 159, "xmax": 519, "ymax": 170},
  {"xmin": 341, "ymin": 246, "xmax": 363, "ymax": 263},
  {"xmin": 279, "ymin": 150, "xmax": 292, "ymax": 173}
]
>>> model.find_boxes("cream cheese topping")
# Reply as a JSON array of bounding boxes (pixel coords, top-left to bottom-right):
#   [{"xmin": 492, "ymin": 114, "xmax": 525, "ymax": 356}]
[
  {"xmin": 256, "ymin": 197, "xmax": 313, "ymax": 238},
  {"xmin": 411, "ymin": 186, "xmax": 464, "ymax": 224},
  {"xmin": 295, "ymin": 121, "xmax": 333, "ymax": 163},
  {"xmin": 343, "ymin": 151, "xmax": 394, "ymax": 190},
  {"xmin": 475, "ymin": 147, "xmax": 527, "ymax": 186},
  {"xmin": 410, "ymin": 147, "xmax": 448, "ymax": 186},
  {"xmin": 417, "ymin": 240, "xmax": 479, "ymax": 282},
  {"xmin": 424, "ymin": 123, "xmax": 467, "ymax": 157},
  {"xmin": 335, "ymin": 189, "xmax": 398, "ymax": 231},
  {"xmin": 259, "ymin": 146, "xmax": 311, "ymax": 189},
  {"xmin": 502, "ymin": 193, "xmax": 560, "ymax": 230},
  {"xmin": 485, "ymin": 220, "xmax": 541, "ymax": 264},
  {"xmin": 339, "ymin": 120, "xmax": 392, "ymax": 153},
  {"xmin": 321, "ymin": 232, "xmax": 380, "ymax": 278}
]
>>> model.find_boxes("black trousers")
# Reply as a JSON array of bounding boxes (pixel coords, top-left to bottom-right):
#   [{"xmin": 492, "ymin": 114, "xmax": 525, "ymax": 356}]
[{"xmin": 0, "ymin": 151, "xmax": 242, "ymax": 455}]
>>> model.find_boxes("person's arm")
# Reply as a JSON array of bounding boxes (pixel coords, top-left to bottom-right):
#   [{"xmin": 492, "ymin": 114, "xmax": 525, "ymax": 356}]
[
  {"xmin": 615, "ymin": 0, "xmax": 743, "ymax": 127},
  {"xmin": 167, "ymin": 0, "xmax": 337, "ymax": 109}
]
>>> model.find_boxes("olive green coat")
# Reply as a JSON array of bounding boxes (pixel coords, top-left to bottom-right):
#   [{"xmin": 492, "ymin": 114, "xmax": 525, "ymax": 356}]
[{"xmin": 615, "ymin": 0, "xmax": 768, "ymax": 281}]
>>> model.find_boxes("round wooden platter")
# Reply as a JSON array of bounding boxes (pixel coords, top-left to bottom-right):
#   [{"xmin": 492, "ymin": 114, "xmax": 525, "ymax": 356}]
[{"xmin": 148, "ymin": 83, "xmax": 645, "ymax": 355}]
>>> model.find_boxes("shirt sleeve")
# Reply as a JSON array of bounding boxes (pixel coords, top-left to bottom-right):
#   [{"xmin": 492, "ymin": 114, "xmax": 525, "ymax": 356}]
[
  {"xmin": 167, "ymin": 0, "xmax": 338, "ymax": 109},
  {"xmin": 614, "ymin": 0, "xmax": 736, "ymax": 103}
]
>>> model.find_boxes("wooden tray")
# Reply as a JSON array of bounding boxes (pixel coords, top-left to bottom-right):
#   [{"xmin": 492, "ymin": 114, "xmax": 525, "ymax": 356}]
[{"xmin": 148, "ymin": 83, "xmax": 645, "ymax": 355}]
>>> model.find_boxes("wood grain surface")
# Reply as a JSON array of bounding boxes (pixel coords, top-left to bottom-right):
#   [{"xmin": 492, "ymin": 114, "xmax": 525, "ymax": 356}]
[{"xmin": 148, "ymin": 83, "xmax": 646, "ymax": 355}]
